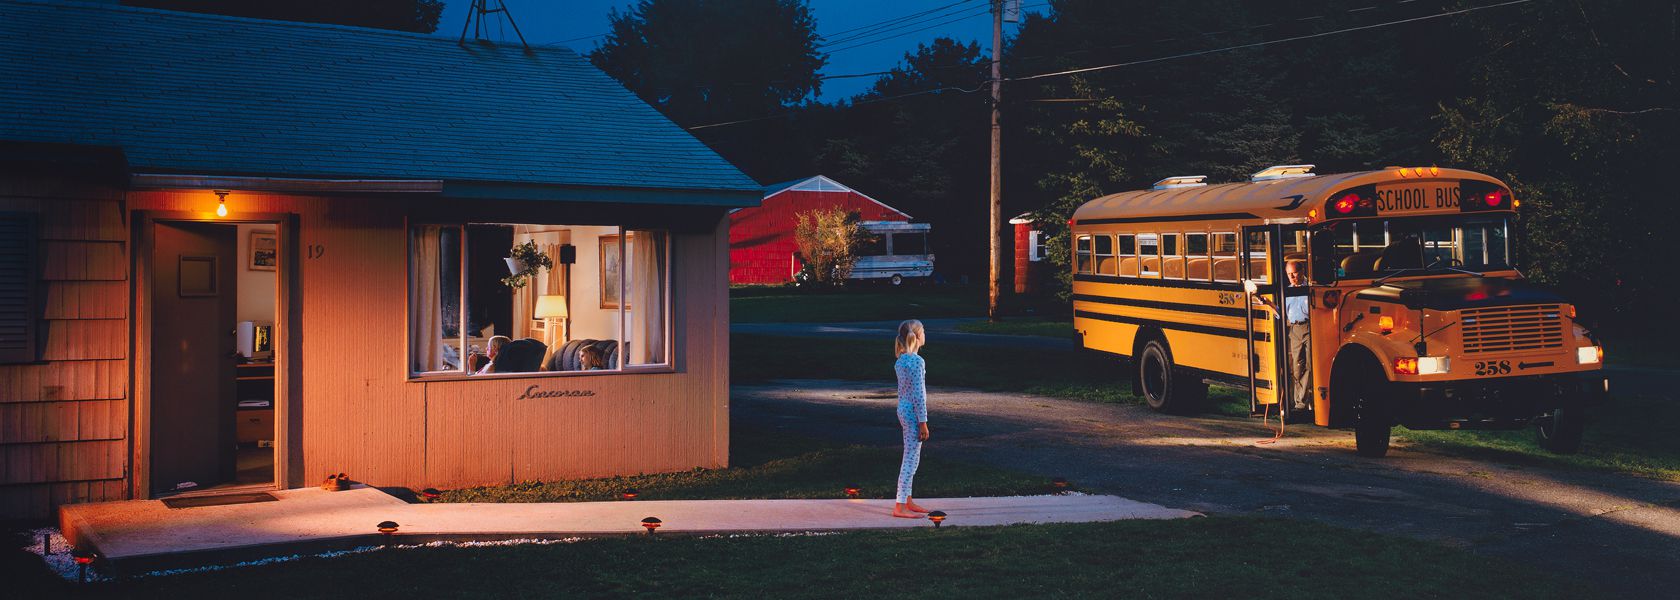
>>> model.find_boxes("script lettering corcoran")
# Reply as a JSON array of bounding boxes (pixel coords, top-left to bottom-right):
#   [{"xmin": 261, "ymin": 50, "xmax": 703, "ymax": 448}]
[{"xmin": 518, "ymin": 385, "xmax": 598, "ymax": 400}]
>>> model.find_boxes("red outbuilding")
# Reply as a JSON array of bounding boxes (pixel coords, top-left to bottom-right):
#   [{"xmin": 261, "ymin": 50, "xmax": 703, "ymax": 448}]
[{"xmin": 729, "ymin": 175, "xmax": 914, "ymax": 285}]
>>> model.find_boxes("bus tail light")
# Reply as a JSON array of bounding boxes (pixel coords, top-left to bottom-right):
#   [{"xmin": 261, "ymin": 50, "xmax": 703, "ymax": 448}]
[
  {"xmin": 1577, "ymin": 346, "xmax": 1602, "ymax": 364},
  {"xmin": 1333, "ymin": 194, "xmax": 1358, "ymax": 214},
  {"xmin": 1483, "ymin": 190, "xmax": 1505, "ymax": 207},
  {"xmin": 1378, "ymin": 315, "xmax": 1395, "ymax": 334}
]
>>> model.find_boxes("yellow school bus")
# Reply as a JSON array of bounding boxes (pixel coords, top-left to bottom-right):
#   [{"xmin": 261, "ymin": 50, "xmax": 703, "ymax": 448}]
[{"xmin": 1070, "ymin": 165, "xmax": 1608, "ymax": 456}]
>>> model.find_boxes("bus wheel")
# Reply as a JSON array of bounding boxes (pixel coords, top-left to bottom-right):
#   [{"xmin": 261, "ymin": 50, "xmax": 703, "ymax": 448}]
[
  {"xmin": 1137, "ymin": 339, "xmax": 1204, "ymax": 414},
  {"xmin": 1348, "ymin": 367, "xmax": 1392, "ymax": 457},
  {"xmin": 890, "ymin": 274, "xmax": 904, "ymax": 286},
  {"xmin": 1535, "ymin": 405, "xmax": 1585, "ymax": 454}
]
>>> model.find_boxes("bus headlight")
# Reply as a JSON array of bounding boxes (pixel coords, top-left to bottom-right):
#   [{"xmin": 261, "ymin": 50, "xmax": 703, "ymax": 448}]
[
  {"xmin": 1418, "ymin": 356, "xmax": 1451, "ymax": 375},
  {"xmin": 1577, "ymin": 346, "xmax": 1602, "ymax": 364}
]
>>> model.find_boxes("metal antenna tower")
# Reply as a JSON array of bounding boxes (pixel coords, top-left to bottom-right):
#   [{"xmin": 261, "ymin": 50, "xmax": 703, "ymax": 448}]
[{"xmin": 458, "ymin": 0, "xmax": 532, "ymax": 53}]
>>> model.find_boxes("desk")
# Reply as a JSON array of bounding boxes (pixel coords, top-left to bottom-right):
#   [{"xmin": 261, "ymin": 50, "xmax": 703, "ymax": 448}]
[{"xmin": 235, "ymin": 362, "xmax": 274, "ymax": 444}]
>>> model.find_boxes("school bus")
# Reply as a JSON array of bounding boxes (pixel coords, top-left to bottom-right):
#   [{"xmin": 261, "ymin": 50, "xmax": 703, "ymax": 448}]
[{"xmin": 1069, "ymin": 165, "xmax": 1608, "ymax": 457}]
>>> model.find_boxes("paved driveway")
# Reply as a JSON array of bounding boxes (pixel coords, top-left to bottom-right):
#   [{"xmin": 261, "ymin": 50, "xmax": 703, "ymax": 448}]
[{"xmin": 733, "ymin": 378, "xmax": 1680, "ymax": 600}]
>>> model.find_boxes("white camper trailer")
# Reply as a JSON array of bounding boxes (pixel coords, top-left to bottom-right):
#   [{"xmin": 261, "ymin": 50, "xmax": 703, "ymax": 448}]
[{"xmin": 851, "ymin": 221, "xmax": 935, "ymax": 285}]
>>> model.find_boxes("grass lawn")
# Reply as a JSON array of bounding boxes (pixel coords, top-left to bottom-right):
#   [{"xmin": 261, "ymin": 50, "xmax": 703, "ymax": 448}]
[
  {"xmin": 438, "ymin": 423, "xmax": 1048, "ymax": 502},
  {"xmin": 732, "ymin": 332, "xmax": 1136, "ymax": 404},
  {"xmin": 730, "ymin": 285, "xmax": 984, "ymax": 323},
  {"xmin": 953, "ymin": 316, "xmax": 1072, "ymax": 338},
  {"xmin": 48, "ymin": 517, "xmax": 1587, "ymax": 599}
]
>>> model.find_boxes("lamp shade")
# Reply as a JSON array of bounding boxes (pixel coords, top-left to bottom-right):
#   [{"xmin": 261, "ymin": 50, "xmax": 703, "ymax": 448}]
[{"xmin": 534, "ymin": 295, "xmax": 569, "ymax": 319}]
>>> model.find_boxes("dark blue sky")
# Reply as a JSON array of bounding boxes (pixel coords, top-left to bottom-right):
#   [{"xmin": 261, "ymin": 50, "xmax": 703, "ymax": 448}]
[{"xmin": 436, "ymin": 1, "xmax": 1041, "ymax": 100}]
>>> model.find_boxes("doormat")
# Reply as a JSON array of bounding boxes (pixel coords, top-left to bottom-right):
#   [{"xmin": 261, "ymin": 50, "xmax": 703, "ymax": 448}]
[{"xmin": 162, "ymin": 492, "xmax": 277, "ymax": 509}]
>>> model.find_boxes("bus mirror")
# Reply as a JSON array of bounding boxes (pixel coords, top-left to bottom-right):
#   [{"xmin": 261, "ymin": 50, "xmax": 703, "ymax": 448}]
[{"xmin": 1243, "ymin": 280, "xmax": 1258, "ymax": 294}]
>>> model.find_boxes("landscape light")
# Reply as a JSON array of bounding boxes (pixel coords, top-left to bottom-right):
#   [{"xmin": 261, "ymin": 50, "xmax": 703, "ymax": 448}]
[
  {"xmin": 420, "ymin": 488, "xmax": 441, "ymax": 502},
  {"xmin": 1051, "ymin": 477, "xmax": 1069, "ymax": 492},
  {"xmin": 844, "ymin": 484, "xmax": 861, "ymax": 498},
  {"xmin": 927, "ymin": 511, "xmax": 947, "ymax": 528},
  {"xmin": 622, "ymin": 488, "xmax": 639, "ymax": 500},
  {"xmin": 72, "ymin": 548, "xmax": 95, "ymax": 583},
  {"xmin": 641, "ymin": 516, "xmax": 662, "ymax": 534}
]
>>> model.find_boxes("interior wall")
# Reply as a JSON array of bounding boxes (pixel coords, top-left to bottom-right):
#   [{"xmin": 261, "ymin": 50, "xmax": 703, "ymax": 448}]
[
  {"xmin": 235, "ymin": 223, "xmax": 277, "ymax": 325},
  {"xmin": 516, "ymin": 225, "xmax": 621, "ymax": 343}
]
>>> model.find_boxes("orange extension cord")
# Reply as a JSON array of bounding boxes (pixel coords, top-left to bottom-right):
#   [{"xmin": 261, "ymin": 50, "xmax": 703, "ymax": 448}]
[{"xmin": 1255, "ymin": 402, "xmax": 1285, "ymax": 445}]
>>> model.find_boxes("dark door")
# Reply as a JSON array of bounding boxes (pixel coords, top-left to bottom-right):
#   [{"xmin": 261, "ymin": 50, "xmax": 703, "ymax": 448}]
[
  {"xmin": 1241, "ymin": 225, "xmax": 1286, "ymax": 416},
  {"xmin": 151, "ymin": 222, "xmax": 238, "ymax": 494}
]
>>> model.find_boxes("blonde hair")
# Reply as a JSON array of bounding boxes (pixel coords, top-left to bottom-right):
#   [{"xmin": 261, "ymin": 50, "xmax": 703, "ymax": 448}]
[
  {"xmin": 894, "ymin": 319, "xmax": 925, "ymax": 357},
  {"xmin": 486, "ymin": 335, "xmax": 511, "ymax": 357}
]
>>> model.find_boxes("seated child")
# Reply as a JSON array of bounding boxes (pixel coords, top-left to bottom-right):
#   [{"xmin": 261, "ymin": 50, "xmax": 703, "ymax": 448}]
[
  {"xmin": 473, "ymin": 335, "xmax": 511, "ymax": 375},
  {"xmin": 580, "ymin": 344, "xmax": 606, "ymax": 371}
]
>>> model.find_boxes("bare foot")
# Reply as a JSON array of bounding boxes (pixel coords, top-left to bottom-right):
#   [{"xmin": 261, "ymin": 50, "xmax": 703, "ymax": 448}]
[
  {"xmin": 905, "ymin": 500, "xmax": 931, "ymax": 513},
  {"xmin": 891, "ymin": 508, "xmax": 921, "ymax": 518}
]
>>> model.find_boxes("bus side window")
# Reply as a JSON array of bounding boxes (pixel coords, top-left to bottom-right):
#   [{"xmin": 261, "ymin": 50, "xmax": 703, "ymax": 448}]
[
  {"xmin": 1162, "ymin": 233, "xmax": 1183, "ymax": 279},
  {"xmin": 1076, "ymin": 234, "xmax": 1093, "ymax": 274},
  {"xmin": 1185, "ymin": 233, "xmax": 1210, "ymax": 281},
  {"xmin": 1245, "ymin": 230, "xmax": 1270, "ymax": 284},
  {"xmin": 1118, "ymin": 234, "xmax": 1138, "ymax": 277},
  {"xmin": 1093, "ymin": 234, "xmax": 1116, "ymax": 275},
  {"xmin": 1212, "ymin": 232, "xmax": 1239, "ymax": 282},
  {"xmin": 1311, "ymin": 229, "xmax": 1338, "ymax": 284},
  {"xmin": 1138, "ymin": 233, "xmax": 1161, "ymax": 277}
]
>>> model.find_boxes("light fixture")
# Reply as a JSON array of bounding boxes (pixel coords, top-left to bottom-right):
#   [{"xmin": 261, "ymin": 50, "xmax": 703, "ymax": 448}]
[
  {"xmin": 927, "ymin": 510, "xmax": 947, "ymax": 528},
  {"xmin": 1051, "ymin": 477, "xmax": 1069, "ymax": 492},
  {"xmin": 213, "ymin": 189, "xmax": 229, "ymax": 217},
  {"xmin": 844, "ymin": 484, "xmax": 861, "ymax": 498},
  {"xmin": 377, "ymin": 520, "xmax": 399, "ymax": 547},
  {"xmin": 622, "ymin": 488, "xmax": 639, "ymax": 501},
  {"xmin": 535, "ymin": 294, "xmax": 569, "ymax": 347},
  {"xmin": 641, "ymin": 516, "xmax": 662, "ymax": 534},
  {"xmin": 420, "ymin": 488, "xmax": 442, "ymax": 502},
  {"xmin": 73, "ymin": 548, "xmax": 95, "ymax": 583}
]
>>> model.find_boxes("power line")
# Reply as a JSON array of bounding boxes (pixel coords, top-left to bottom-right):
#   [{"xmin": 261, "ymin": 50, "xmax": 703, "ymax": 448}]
[
  {"xmin": 820, "ymin": 1, "xmax": 988, "ymax": 49},
  {"xmin": 819, "ymin": 0, "xmax": 985, "ymax": 46},
  {"xmin": 1006, "ymin": 0, "xmax": 1536, "ymax": 83},
  {"xmin": 683, "ymin": 0, "xmax": 1538, "ymax": 131}
]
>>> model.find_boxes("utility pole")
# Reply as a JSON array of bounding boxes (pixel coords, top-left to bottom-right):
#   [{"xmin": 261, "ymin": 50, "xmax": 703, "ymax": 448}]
[{"xmin": 987, "ymin": 0, "xmax": 1004, "ymax": 321}]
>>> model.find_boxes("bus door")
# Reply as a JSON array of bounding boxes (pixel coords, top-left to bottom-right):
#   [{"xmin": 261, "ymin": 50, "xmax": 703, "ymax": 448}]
[{"xmin": 1241, "ymin": 225, "xmax": 1288, "ymax": 415}]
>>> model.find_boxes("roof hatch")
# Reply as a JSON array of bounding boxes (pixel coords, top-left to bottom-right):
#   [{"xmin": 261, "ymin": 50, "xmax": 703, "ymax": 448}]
[
  {"xmin": 1250, "ymin": 164, "xmax": 1316, "ymax": 182},
  {"xmin": 1151, "ymin": 176, "xmax": 1208, "ymax": 190}
]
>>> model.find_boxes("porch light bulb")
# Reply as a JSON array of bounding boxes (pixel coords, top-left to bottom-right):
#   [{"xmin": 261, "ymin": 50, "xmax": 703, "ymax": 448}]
[{"xmin": 213, "ymin": 190, "xmax": 229, "ymax": 217}]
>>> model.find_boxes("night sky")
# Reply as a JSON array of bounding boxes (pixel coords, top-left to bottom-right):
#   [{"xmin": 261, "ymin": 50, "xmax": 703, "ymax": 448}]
[{"xmin": 435, "ymin": 0, "xmax": 1041, "ymax": 100}]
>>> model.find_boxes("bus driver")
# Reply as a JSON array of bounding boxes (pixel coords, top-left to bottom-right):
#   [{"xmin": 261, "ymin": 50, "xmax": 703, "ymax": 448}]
[{"xmin": 1251, "ymin": 261, "xmax": 1311, "ymax": 412}]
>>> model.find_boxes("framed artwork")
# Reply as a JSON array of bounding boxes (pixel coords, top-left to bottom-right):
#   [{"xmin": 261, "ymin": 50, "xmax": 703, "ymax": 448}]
[
  {"xmin": 599, "ymin": 235, "xmax": 623, "ymax": 309},
  {"xmin": 249, "ymin": 230, "xmax": 278, "ymax": 271}
]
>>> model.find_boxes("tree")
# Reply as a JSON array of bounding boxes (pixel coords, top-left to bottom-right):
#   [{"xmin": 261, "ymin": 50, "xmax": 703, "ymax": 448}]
[
  {"xmin": 793, "ymin": 207, "xmax": 869, "ymax": 285},
  {"xmin": 123, "ymin": 0, "xmax": 443, "ymax": 33},
  {"xmin": 590, "ymin": 0, "xmax": 825, "ymax": 128}
]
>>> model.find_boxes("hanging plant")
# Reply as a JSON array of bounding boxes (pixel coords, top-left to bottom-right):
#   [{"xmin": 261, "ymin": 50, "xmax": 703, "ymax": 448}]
[{"xmin": 501, "ymin": 240, "xmax": 553, "ymax": 289}]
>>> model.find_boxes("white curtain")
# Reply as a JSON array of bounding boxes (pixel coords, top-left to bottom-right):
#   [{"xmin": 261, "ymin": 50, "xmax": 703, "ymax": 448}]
[
  {"xmin": 409, "ymin": 226, "xmax": 443, "ymax": 372},
  {"xmin": 629, "ymin": 231, "xmax": 666, "ymax": 365}
]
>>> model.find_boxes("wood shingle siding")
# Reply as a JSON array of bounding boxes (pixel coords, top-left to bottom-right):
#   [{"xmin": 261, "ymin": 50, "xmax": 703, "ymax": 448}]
[{"xmin": 0, "ymin": 175, "xmax": 131, "ymax": 517}]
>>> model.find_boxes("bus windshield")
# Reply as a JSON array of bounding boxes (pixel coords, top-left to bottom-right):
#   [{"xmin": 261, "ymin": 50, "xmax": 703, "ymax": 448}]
[{"xmin": 1321, "ymin": 216, "xmax": 1510, "ymax": 280}]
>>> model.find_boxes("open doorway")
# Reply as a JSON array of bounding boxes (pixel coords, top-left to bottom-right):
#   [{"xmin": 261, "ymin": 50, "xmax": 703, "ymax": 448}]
[{"xmin": 147, "ymin": 220, "xmax": 279, "ymax": 495}]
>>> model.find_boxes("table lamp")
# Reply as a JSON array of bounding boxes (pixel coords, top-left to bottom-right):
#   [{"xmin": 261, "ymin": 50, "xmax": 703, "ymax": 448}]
[{"xmin": 534, "ymin": 295, "xmax": 569, "ymax": 348}]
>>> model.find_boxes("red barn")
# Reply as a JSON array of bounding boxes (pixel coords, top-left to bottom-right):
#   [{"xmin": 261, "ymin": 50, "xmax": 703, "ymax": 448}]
[{"xmin": 729, "ymin": 175, "xmax": 913, "ymax": 285}]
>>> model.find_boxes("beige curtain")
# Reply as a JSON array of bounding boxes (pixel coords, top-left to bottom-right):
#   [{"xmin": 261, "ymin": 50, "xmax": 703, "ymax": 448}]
[
  {"xmin": 409, "ymin": 226, "xmax": 443, "ymax": 372},
  {"xmin": 629, "ymin": 231, "xmax": 666, "ymax": 364}
]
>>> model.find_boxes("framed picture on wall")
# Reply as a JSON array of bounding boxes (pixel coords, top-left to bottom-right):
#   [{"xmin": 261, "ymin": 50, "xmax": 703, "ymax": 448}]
[
  {"xmin": 250, "ymin": 230, "xmax": 278, "ymax": 271},
  {"xmin": 600, "ymin": 235, "xmax": 623, "ymax": 309}
]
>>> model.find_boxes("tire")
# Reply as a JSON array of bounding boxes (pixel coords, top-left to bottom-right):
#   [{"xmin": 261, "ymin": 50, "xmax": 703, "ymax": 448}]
[
  {"xmin": 1346, "ymin": 366, "xmax": 1392, "ymax": 457},
  {"xmin": 890, "ymin": 274, "xmax": 904, "ymax": 286},
  {"xmin": 1136, "ymin": 338, "xmax": 1205, "ymax": 414},
  {"xmin": 1535, "ymin": 405, "xmax": 1585, "ymax": 454}
]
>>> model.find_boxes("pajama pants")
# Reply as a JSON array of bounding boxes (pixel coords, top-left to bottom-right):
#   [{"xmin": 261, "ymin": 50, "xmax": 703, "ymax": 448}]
[{"xmin": 897, "ymin": 415, "xmax": 922, "ymax": 503}]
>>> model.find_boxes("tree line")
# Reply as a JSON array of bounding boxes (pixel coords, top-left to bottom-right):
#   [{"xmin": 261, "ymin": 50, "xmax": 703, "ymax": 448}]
[{"xmin": 128, "ymin": 0, "xmax": 1678, "ymax": 330}]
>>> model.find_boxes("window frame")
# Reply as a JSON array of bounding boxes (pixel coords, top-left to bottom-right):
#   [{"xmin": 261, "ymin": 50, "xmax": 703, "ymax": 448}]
[
  {"xmin": 1137, "ymin": 233, "xmax": 1161, "ymax": 278},
  {"xmin": 1161, "ymin": 233, "xmax": 1182, "ymax": 280},
  {"xmin": 1184, "ymin": 232, "xmax": 1210, "ymax": 282},
  {"xmin": 1092, "ymin": 234, "xmax": 1116, "ymax": 276},
  {"xmin": 1117, "ymin": 233, "xmax": 1138, "ymax": 277},
  {"xmin": 1212, "ymin": 231, "xmax": 1240, "ymax": 283},
  {"xmin": 1028, "ymin": 230, "xmax": 1046, "ymax": 262},
  {"xmin": 1075, "ymin": 234, "xmax": 1093, "ymax": 274},
  {"xmin": 405, "ymin": 220, "xmax": 674, "ymax": 382}
]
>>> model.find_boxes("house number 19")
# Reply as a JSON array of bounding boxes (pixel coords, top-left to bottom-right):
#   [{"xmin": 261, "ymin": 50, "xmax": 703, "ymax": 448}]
[{"xmin": 307, "ymin": 244, "xmax": 325, "ymax": 259}]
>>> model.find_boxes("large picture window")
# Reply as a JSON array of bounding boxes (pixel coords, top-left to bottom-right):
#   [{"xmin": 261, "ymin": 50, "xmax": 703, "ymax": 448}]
[{"xmin": 409, "ymin": 223, "xmax": 669, "ymax": 378}]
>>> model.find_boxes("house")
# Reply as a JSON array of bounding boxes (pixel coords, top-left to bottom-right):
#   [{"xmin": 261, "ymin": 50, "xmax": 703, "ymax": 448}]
[
  {"xmin": 729, "ymin": 175, "xmax": 932, "ymax": 285},
  {"xmin": 1010, "ymin": 213, "xmax": 1048, "ymax": 294},
  {"xmin": 0, "ymin": 0, "xmax": 760, "ymax": 518}
]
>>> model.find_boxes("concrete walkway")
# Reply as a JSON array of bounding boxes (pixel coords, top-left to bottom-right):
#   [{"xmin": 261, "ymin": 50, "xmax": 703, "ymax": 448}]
[{"xmin": 60, "ymin": 485, "xmax": 1197, "ymax": 575}]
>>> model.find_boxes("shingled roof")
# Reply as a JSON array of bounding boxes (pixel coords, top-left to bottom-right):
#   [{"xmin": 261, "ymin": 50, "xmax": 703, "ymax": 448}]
[{"xmin": 0, "ymin": 0, "xmax": 762, "ymax": 206}]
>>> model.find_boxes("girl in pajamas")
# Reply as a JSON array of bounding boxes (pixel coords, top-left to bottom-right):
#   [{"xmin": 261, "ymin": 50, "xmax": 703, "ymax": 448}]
[{"xmin": 892, "ymin": 319, "xmax": 932, "ymax": 518}]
